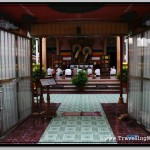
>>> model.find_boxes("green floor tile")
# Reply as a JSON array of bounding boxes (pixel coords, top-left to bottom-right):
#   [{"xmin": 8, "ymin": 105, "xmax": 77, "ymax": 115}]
[{"xmin": 39, "ymin": 94, "xmax": 126, "ymax": 144}]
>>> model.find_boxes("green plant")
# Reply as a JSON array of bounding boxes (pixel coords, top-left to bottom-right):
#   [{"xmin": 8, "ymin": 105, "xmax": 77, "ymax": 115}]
[
  {"xmin": 71, "ymin": 70, "xmax": 88, "ymax": 88},
  {"xmin": 32, "ymin": 63, "xmax": 46, "ymax": 81},
  {"xmin": 117, "ymin": 67, "xmax": 128, "ymax": 83}
]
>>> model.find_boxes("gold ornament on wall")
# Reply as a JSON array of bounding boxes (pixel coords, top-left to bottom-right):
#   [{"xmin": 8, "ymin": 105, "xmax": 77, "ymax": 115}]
[
  {"xmin": 72, "ymin": 44, "xmax": 82, "ymax": 63},
  {"xmin": 82, "ymin": 47, "xmax": 92, "ymax": 63}
]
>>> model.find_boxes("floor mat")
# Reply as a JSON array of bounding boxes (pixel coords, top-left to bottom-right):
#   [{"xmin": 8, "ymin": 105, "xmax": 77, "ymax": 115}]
[
  {"xmin": 101, "ymin": 103, "xmax": 150, "ymax": 144},
  {"xmin": 0, "ymin": 103, "xmax": 61, "ymax": 145},
  {"xmin": 62, "ymin": 111, "xmax": 101, "ymax": 116}
]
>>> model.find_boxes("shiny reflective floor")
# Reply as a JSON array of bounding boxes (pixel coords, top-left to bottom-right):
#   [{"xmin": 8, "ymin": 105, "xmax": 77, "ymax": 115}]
[{"xmin": 0, "ymin": 94, "xmax": 149, "ymax": 145}]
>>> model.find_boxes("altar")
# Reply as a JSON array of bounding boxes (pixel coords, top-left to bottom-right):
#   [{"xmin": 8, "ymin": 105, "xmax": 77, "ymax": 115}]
[{"xmin": 70, "ymin": 64, "xmax": 94, "ymax": 69}]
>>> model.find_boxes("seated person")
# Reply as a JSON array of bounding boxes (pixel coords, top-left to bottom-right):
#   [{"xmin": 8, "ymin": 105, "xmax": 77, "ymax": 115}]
[
  {"xmin": 56, "ymin": 66, "xmax": 63, "ymax": 76},
  {"xmin": 65, "ymin": 67, "xmax": 72, "ymax": 77},
  {"xmin": 73, "ymin": 66, "xmax": 78, "ymax": 76},
  {"xmin": 95, "ymin": 68, "xmax": 101, "ymax": 76},
  {"xmin": 87, "ymin": 66, "xmax": 93, "ymax": 76},
  {"xmin": 110, "ymin": 66, "xmax": 116, "ymax": 75},
  {"xmin": 77, "ymin": 67, "xmax": 82, "ymax": 73},
  {"xmin": 47, "ymin": 66, "xmax": 54, "ymax": 76},
  {"xmin": 83, "ymin": 67, "xmax": 87, "ymax": 73}
]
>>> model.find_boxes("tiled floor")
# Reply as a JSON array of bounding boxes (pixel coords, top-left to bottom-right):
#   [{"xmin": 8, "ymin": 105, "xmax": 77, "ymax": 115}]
[
  {"xmin": 0, "ymin": 94, "xmax": 149, "ymax": 145},
  {"xmin": 39, "ymin": 94, "xmax": 125, "ymax": 144}
]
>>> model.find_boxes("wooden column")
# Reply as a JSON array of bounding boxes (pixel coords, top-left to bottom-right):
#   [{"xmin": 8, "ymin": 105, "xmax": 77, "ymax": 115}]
[
  {"xmin": 39, "ymin": 37, "xmax": 43, "ymax": 78},
  {"xmin": 117, "ymin": 36, "xmax": 120, "ymax": 74},
  {"xmin": 56, "ymin": 38, "xmax": 59, "ymax": 55},
  {"xmin": 31, "ymin": 38, "xmax": 35, "ymax": 113},
  {"xmin": 52, "ymin": 54, "xmax": 54, "ymax": 68},
  {"xmin": 39, "ymin": 37, "xmax": 45, "ymax": 105},
  {"xmin": 35, "ymin": 38, "xmax": 39, "ymax": 64},
  {"xmin": 42, "ymin": 37, "xmax": 47, "ymax": 70},
  {"xmin": 103, "ymin": 36, "xmax": 108, "ymax": 55},
  {"xmin": 118, "ymin": 36, "xmax": 124, "ymax": 104}
]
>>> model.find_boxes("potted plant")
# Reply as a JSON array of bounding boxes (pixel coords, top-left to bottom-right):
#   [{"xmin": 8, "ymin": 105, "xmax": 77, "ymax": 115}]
[
  {"xmin": 32, "ymin": 63, "xmax": 46, "ymax": 82},
  {"xmin": 116, "ymin": 67, "xmax": 128, "ymax": 86},
  {"xmin": 71, "ymin": 70, "xmax": 88, "ymax": 92}
]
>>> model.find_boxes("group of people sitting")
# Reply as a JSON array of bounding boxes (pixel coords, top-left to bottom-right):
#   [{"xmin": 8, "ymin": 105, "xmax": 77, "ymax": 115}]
[
  {"xmin": 47, "ymin": 65, "xmax": 116, "ymax": 78},
  {"xmin": 47, "ymin": 65, "xmax": 63, "ymax": 77},
  {"xmin": 64, "ymin": 66, "xmax": 101, "ymax": 77},
  {"xmin": 47, "ymin": 65, "xmax": 101, "ymax": 77}
]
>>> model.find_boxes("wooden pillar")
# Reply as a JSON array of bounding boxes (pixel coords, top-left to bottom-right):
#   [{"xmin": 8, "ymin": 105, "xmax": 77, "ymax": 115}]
[
  {"xmin": 39, "ymin": 37, "xmax": 43, "ymax": 78},
  {"xmin": 35, "ymin": 38, "xmax": 39, "ymax": 64},
  {"xmin": 39, "ymin": 37, "xmax": 45, "ymax": 105},
  {"xmin": 125, "ymin": 38, "xmax": 128, "ymax": 63},
  {"xmin": 42, "ymin": 37, "xmax": 47, "ymax": 70},
  {"xmin": 52, "ymin": 54, "xmax": 54, "ymax": 68},
  {"xmin": 31, "ymin": 38, "xmax": 35, "ymax": 113},
  {"xmin": 117, "ymin": 36, "xmax": 120, "ymax": 74},
  {"xmin": 103, "ymin": 36, "xmax": 107, "ymax": 55},
  {"xmin": 118, "ymin": 36, "xmax": 124, "ymax": 104},
  {"xmin": 56, "ymin": 38, "xmax": 59, "ymax": 55}
]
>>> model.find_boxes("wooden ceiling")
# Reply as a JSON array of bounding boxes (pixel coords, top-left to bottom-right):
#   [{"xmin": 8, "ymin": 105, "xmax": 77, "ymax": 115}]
[
  {"xmin": 0, "ymin": 2, "xmax": 149, "ymax": 36},
  {"xmin": 0, "ymin": 3, "xmax": 149, "ymax": 25}
]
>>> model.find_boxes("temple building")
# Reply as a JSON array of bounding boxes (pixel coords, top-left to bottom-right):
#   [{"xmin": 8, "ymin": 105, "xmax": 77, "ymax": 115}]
[{"xmin": 0, "ymin": 2, "xmax": 150, "ymax": 145}]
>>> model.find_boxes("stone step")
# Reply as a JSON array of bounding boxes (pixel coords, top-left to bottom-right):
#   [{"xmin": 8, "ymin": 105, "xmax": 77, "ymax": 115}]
[
  {"xmin": 42, "ymin": 76, "xmax": 121, "ymax": 93},
  {"xmin": 55, "ymin": 76, "xmax": 119, "ymax": 83},
  {"xmin": 60, "ymin": 85, "xmax": 120, "ymax": 89},
  {"xmin": 47, "ymin": 88, "xmax": 120, "ymax": 93},
  {"xmin": 55, "ymin": 79, "xmax": 119, "ymax": 83},
  {"xmin": 55, "ymin": 82, "xmax": 120, "ymax": 87},
  {"xmin": 56, "ymin": 81, "xmax": 120, "ymax": 84},
  {"xmin": 46, "ymin": 84, "xmax": 120, "ymax": 92}
]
